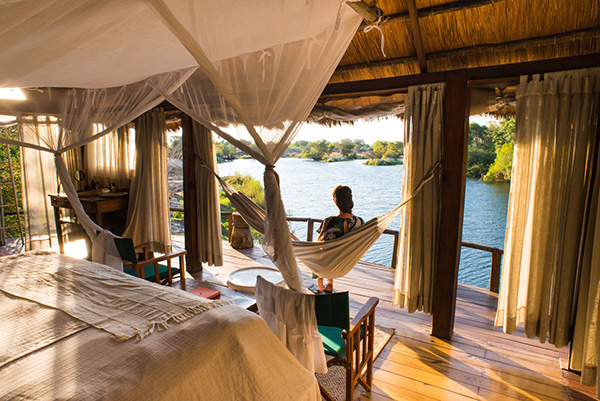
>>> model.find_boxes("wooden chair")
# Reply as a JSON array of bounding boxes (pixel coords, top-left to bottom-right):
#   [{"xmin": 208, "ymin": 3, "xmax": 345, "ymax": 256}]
[
  {"xmin": 254, "ymin": 276, "xmax": 378, "ymax": 401},
  {"xmin": 114, "ymin": 237, "xmax": 186, "ymax": 287},
  {"xmin": 315, "ymin": 291, "xmax": 379, "ymax": 401}
]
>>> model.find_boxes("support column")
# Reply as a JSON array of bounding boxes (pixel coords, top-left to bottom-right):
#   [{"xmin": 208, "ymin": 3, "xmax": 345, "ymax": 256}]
[
  {"xmin": 432, "ymin": 70, "xmax": 470, "ymax": 339},
  {"xmin": 181, "ymin": 113, "xmax": 201, "ymax": 272}
]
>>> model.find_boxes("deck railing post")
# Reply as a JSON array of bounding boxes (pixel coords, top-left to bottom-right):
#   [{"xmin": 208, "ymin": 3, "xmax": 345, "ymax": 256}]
[
  {"xmin": 391, "ymin": 232, "xmax": 399, "ymax": 269},
  {"xmin": 307, "ymin": 219, "xmax": 314, "ymax": 242},
  {"xmin": 490, "ymin": 251, "xmax": 501, "ymax": 293}
]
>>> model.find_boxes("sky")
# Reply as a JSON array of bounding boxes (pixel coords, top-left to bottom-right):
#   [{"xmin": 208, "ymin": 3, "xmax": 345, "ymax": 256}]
[{"xmin": 293, "ymin": 114, "xmax": 499, "ymax": 145}]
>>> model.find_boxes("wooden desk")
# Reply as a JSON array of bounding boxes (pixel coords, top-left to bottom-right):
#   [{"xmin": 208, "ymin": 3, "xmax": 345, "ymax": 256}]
[{"xmin": 50, "ymin": 193, "xmax": 129, "ymax": 254}]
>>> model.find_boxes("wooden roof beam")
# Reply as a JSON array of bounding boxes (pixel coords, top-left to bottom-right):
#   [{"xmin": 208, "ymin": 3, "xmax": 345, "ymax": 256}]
[
  {"xmin": 335, "ymin": 27, "xmax": 600, "ymax": 75},
  {"xmin": 321, "ymin": 53, "xmax": 600, "ymax": 100},
  {"xmin": 406, "ymin": 0, "xmax": 428, "ymax": 73},
  {"xmin": 345, "ymin": 1, "xmax": 379, "ymax": 23},
  {"xmin": 363, "ymin": 0, "xmax": 508, "ymax": 28}
]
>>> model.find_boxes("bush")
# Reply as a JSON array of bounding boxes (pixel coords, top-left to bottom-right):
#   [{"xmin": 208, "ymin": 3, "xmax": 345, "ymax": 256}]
[{"xmin": 484, "ymin": 143, "xmax": 514, "ymax": 181}]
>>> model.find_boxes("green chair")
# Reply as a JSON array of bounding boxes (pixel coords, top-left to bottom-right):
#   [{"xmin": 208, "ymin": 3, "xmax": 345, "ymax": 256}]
[
  {"xmin": 315, "ymin": 291, "xmax": 379, "ymax": 401},
  {"xmin": 114, "ymin": 237, "xmax": 186, "ymax": 286}
]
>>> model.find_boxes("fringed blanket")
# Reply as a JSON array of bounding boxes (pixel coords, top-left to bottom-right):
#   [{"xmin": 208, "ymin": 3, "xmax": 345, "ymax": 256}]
[
  {"xmin": 0, "ymin": 291, "xmax": 89, "ymax": 369},
  {"xmin": 0, "ymin": 251, "xmax": 230, "ymax": 342}
]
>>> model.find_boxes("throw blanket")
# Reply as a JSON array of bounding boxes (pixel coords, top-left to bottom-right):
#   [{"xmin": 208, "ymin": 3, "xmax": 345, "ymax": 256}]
[
  {"xmin": 0, "ymin": 251, "xmax": 230, "ymax": 342},
  {"xmin": 0, "ymin": 291, "xmax": 89, "ymax": 369}
]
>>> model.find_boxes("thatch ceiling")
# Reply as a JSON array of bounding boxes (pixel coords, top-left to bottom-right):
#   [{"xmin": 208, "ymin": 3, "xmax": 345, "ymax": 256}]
[{"xmin": 314, "ymin": 0, "xmax": 599, "ymax": 121}]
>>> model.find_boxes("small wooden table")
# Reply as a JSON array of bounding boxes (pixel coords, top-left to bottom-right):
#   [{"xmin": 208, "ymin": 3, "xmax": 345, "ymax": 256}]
[{"xmin": 50, "ymin": 193, "xmax": 129, "ymax": 254}]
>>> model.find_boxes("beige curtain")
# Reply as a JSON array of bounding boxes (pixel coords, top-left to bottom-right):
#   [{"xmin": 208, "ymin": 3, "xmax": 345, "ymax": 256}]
[
  {"xmin": 571, "ymin": 145, "xmax": 600, "ymax": 395},
  {"xmin": 84, "ymin": 125, "xmax": 134, "ymax": 190},
  {"xmin": 64, "ymin": 147, "xmax": 85, "ymax": 191},
  {"xmin": 122, "ymin": 108, "xmax": 171, "ymax": 254},
  {"xmin": 193, "ymin": 121, "xmax": 222, "ymax": 267},
  {"xmin": 19, "ymin": 115, "xmax": 59, "ymax": 250},
  {"xmin": 393, "ymin": 83, "xmax": 444, "ymax": 313},
  {"xmin": 495, "ymin": 69, "xmax": 600, "ymax": 348}
]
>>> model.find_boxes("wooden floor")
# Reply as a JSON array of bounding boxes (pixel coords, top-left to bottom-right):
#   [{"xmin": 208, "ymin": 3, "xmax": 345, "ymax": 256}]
[
  {"xmin": 4, "ymin": 236, "xmax": 597, "ymax": 400},
  {"xmin": 180, "ymin": 238, "xmax": 598, "ymax": 401}
]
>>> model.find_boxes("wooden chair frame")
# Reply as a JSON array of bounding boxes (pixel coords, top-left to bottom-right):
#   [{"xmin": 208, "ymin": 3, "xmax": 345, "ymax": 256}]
[
  {"xmin": 320, "ymin": 296, "xmax": 379, "ymax": 401},
  {"xmin": 122, "ymin": 242, "xmax": 187, "ymax": 288}
]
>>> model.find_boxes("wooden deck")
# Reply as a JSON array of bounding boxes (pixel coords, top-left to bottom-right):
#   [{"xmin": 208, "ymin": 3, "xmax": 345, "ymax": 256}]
[
  {"xmin": 3, "ymin": 235, "xmax": 596, "ymax": 400},
  {"xmin": 180, "ymin": 238, "xmax": 597, "ymax": 401}
]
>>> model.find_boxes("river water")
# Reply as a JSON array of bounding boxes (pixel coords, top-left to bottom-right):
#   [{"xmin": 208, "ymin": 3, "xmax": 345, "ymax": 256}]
[{"xmin": 218, "ymin": 157, "xmax": 509, "ymax": 289}]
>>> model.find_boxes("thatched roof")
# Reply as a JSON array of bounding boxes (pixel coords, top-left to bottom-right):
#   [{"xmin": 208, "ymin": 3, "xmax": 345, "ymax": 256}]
[{"xmin": 312, "ymin": 0, "xmax": 600, "ymax": 122}]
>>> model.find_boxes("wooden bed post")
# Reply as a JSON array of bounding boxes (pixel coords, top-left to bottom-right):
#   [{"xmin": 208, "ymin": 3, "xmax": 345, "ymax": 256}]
[
  {"xmin": 181, "ymin": 113, "xmax": 201, "ymax": 272},
  {"xmin": 431, "ymin": 70, "xmax": 470, "ymax": 339}
]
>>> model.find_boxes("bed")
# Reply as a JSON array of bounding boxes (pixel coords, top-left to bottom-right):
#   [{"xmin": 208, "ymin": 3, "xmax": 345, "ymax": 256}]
[{"xmin": 0, "ymin": 250, "xmax": 320, "ymax": 401}]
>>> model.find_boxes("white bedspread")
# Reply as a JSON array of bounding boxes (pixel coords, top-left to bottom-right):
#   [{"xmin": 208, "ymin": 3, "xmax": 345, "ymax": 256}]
[
  {"xmin": 0, "ymin": 250, "xmax": 230, "ymax": 341},
  {"xmin": 0, "ymin": 252, "xmax": 320, "ymax": 401}
]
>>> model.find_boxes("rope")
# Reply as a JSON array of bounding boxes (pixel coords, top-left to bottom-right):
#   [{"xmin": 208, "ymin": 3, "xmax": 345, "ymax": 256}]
[{"xmin": 362, "ymin": 9, "xmax": 389, "ymax": 58}]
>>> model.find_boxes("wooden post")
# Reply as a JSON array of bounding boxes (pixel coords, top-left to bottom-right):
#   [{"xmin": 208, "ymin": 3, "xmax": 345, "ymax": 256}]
[
  {"xmin": 391, "ymin": 232, "xmax": 399, "ymax": 269},
  {"xmin": 490, "ymin": 251, "xmax": 501, "ymax": 293},
  {"xmin": 431, "ymin": 70, "xmax": 470, "ymax": 339},
  {"xmin": 307, "ymin": 219, "xmax": 314, "ymax": 241},
  {"xmin": 181, "ymin": 113, "xmax": 201, "ymax": 272}
]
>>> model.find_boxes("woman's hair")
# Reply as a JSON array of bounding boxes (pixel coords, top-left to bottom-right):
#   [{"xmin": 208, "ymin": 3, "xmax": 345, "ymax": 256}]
[{"xmin": 333, "ymin": 185, "xmax": 353, "ymax": 213}]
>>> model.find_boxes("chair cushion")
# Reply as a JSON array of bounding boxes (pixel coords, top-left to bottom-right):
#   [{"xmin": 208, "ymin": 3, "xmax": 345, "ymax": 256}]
[
  {"xmin": 124, "ymin": 264, "xmax": 180, "ymax": 282},
  {"xmin": 318, "ymin": 325, "xmax": 346, "ymax": 359}
]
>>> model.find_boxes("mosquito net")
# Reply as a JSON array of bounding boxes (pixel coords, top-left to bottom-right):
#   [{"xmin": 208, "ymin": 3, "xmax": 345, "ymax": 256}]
[{"xmin": 0, "ymin": 0, "xmax": 362, "ymax": 287}]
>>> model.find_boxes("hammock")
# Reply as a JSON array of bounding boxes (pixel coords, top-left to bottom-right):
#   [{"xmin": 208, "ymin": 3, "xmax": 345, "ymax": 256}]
[{"xmin": 204, "ymin": 161, "xmax": 441, "ymax": 279}]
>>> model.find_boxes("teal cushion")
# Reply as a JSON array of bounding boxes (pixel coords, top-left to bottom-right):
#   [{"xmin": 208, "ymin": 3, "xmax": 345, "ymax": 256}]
[
  {"xmin": 124, "ymin": 264, "xmax": 180, "ymax": 282},
  {"xmin": 319, "ymin": 325, "xmax": 346, "ymax": 359}
]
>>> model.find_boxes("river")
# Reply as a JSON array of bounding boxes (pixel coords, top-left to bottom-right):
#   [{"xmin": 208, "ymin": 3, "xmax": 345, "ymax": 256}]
[{"xmin": 217, "ymin": 157, "xmax": 509, "ymax": 289}]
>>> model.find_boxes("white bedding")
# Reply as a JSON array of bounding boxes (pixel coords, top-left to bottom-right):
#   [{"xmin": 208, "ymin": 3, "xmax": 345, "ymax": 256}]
[{"xmin": 0, "ymin": 252, "xmax": 320, "ymax": 401}]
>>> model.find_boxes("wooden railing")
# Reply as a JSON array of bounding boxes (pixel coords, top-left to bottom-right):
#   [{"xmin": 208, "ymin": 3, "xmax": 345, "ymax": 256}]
[
  {"xmin": 460, "ymin": 241, "xmax": 503, "ymax": 293},
  {"xmin": 177, "ymin": 209, "xmax": 503, "ymax": 293}
]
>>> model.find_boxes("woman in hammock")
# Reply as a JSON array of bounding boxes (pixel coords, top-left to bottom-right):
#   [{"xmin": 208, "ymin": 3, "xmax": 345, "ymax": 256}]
[{"xmin": 310, "ymin": 185, "xmax": 364, "ymax": 293}]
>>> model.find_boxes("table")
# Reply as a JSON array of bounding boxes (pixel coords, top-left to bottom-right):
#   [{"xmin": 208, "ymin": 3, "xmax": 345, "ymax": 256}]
[{"xmin": 49, "ymin": 193, "xmax": 129, "ymax": 254}]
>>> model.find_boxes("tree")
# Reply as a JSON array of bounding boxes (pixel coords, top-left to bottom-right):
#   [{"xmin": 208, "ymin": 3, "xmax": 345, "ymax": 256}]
[
  {"xmin": 467, "ymin": 147, "xmax": 496, "ymax": 178},
  {"xmin": 215, "ymin": 141, "xmax": 237, "ymax": 160},
  {"xmin": 484, "ymin": 142, "xmax": 514, "ymax": 181},
  {"xmin": 489, "ymin": 117, "xmax": 516, "ymax": 148},
  {"xmin": 384, "ymin": 141, "xmax": 404, "ymax": 158},
  {"xmin": 371, "ymin": 140, "xmax": 388, "ymax": 159},
  {"xmin": 0, "ymin": 125, "xmax": 22, "ymax": 238},
  {"xmin": 469, "ymin": 122, "xmax": 494, "ymax": 152},
  {"xmin": 301, "ymin": 139, "xmax": 332, "ymax": 161},
  {"xmin": 353, "ymin": 139, "xmax": 370, "ymax": 152},
  {"xmin": 336, "ymin": 138, "xmax": 355, "ymax": 157},
  {"xmin": 466, "ymin": 122, "xmax": 496, "ymax": 179},
  {"xmin": 289, "ymin": 140, "xmax": 308, "ymax": 151}
]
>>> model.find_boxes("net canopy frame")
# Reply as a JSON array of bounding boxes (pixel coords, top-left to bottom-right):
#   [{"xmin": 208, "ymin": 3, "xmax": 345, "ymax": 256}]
[{"xmin": 0, "ymin": 0, "xmax": 363, "ymax": 289}]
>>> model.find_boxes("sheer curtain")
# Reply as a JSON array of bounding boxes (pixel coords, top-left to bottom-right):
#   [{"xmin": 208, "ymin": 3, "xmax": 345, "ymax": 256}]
[
  {"xmin": 0, "ymin": 76, "xmax": 184, "ymax": 267},
  {"xmin": 495, "ymin": 68, "xmax": 600, "ymax": 393},
  {"xmin": 19, "ymin": 115, "xmax": 59, "ymax": 250},
  {"xmin": 0, "ymin": 0, "xmax": 361, "ymax": 278},
  {"xmin": 145, "ymin": 0, "xmax": 362, "ymax": 291},
  {"xmin": 85, "ymin": 125, "xmax": 134, "ymax": 190},
  {"xmin": 193, "ymin": 121, "xmax": 223, "ymax": 267},
  {"xmin": 122, "ymin": 109, "xmax": 171, "ymax": 254},
  {"xmin": 393, "ymin": 83, "xmax": 444, "ymax": 313}
]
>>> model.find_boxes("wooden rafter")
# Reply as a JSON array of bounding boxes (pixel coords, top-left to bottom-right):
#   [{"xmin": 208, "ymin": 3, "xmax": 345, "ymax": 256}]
[
  {"xmin": 322, "ymin": 53, "xmax": 600, "ymax": 100},
  {"xmin": 335, "ymin": 27, "xmax": 600, "ymax": 74},
  {"xmin": 360, "ymin": 0, "xmax": 508, "ymax": 28},
  {"xmin": 406, "ymin": 0, "xmax": 427, "ymax": 73}
]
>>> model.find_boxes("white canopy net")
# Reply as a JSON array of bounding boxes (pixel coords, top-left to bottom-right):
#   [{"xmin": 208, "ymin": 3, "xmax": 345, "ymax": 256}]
[{"xmin": 0, "ymin": 0, "xmax": 362, "ymax": 288}]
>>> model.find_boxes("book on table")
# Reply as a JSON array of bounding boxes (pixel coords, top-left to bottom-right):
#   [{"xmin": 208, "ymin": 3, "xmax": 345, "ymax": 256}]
[{"xmin": 189, "ymin": 286, "xmax": 221, "ymax": 299}]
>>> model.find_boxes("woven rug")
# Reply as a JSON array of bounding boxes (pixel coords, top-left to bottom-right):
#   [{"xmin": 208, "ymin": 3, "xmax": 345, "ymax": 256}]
[{"xmin": 316, "ymin": 324, "xmax": 395, "ymax": 401}]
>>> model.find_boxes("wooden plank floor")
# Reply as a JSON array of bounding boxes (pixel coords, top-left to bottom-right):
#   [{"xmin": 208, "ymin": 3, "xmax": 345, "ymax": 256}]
[
  {"xmin": 4, "ymin": 236, "xmax": 596, "ymax": 400},
  {"xmin": 179, "ymin": 238, "xmax": 598, "ymax": 401}
]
